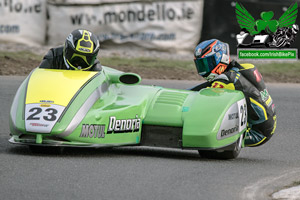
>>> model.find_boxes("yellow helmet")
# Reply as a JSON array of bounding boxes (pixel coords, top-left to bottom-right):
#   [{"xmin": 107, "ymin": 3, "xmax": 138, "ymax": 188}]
[{"xmin": 63, "ymin": 29, "xmax": 100, "ymax": 70}]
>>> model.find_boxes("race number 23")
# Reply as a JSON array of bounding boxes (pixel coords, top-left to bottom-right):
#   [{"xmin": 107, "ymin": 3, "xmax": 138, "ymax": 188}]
[
  {"xmin": 240, "ymin": 104, "xmax": 247, "ymax": 126},
  {"xmin": 237, "ymin": 99, "xmax": 247, "ymax": 132},
  {"xmin": 25, "ymin": 104, "xmax": 65, "ymax": 133},
  {"xmin": 27, "ymin": 107, "xmax": 58, "ymax": 121}
]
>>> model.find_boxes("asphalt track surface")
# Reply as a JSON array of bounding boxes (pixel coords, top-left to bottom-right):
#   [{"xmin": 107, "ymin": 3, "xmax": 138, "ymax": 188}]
[{"xmin": 1, "ymin": 76, "xmax": 300, "ymax": 200}]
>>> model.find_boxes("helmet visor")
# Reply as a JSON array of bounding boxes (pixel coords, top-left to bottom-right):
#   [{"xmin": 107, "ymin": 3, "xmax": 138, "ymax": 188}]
[{"xmin": 194, "ymin": 55, "xmax": 216, "ymax": 77}]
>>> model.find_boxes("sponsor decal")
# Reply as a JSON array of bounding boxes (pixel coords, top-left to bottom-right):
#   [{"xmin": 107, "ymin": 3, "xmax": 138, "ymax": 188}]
[
  {"xmin": 195, "ymin": 48, "xmax": 202, "ymax": 57},
  {"xmin": 108, "ymin": 115, "xmax": 141, "ymax": 134},
  {"xmin": 29, "ymin": 123, "xmax": 49, "ymax": 127},
  {"xmin": 79, "ymin": 48, "xmax": 90, "ymax": 52},
  {"xmin": 221, "ymin": 126, "xmax": 239, "ymax": 138},
  {"xmin": 228, "ymin": 112, "xmax": 239, "ymax": 120},
  {"xmin": 215, "ymin": 52, "xmax": 221, "ymax": 60},
  {"xmin": 272, "ymin": 104, "xmax": 275, "ymax": 112},
  {"xmin": 212, "ymin": 82, "xmax": 224, "ymax": 88},
  {"xmin": 260, "ymin": 89, "xmax": 269, "ymax": 102},
  {"xmin": 40, "ymin": 104, "xmax": 51, "ymax": 107},
  {"xmin": 40, "ymin": 100, "xmax": 54, "ymax": 104},
  {"xmin": 80, "ymin": 124, "xmax": 105, "ymax": 138},
  {"xmin": 214, "ymin": 65, "xmax": 227, "ymax": 74},
  {"xmin": 266, "ymin": 96, "xmax": 273, "ymax": 107}
]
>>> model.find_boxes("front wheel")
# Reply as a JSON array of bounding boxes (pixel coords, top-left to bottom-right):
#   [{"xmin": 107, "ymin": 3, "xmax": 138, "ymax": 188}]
[{"xmin": 198, "ymin": 135, "xmax": 243, "ymax": 160}]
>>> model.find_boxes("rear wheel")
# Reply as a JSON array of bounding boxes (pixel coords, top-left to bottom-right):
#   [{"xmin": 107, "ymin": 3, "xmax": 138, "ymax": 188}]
[
  {"xmin": 29, "ymin": 145, "xmax": 63, "ymax": 154},
  {"xmin": 198, "ymin": 135, "xmax": 243, "ymax": 160}
]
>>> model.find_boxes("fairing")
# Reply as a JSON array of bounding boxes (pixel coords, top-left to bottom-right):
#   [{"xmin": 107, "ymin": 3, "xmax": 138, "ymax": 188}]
[{"xmin": 9, "ymin": 67, "xmax": 247, "ymax": 150}]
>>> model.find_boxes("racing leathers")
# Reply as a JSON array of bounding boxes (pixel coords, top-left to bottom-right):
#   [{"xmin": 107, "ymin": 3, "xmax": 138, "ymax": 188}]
[
  {"xmin": 191, "ymin": 60, "xmax": 277, "ymax": 147},
  {"xmin": 39, "ymin": 46, "xmax": 102, "ymax": 71}
]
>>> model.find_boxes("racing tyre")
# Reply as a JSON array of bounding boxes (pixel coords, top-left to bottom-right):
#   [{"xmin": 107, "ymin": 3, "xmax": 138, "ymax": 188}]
[
  {"xmin": 198, "ymin": 135, "xmax": 243, "ymax": 160},
  {"xmin": 29, "ymin": 145, "xmax": 63, "ymax": 154}
]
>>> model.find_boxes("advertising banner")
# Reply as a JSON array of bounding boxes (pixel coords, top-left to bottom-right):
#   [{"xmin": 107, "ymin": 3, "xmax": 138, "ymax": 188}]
[
  {"xmin": 47, "ymin": 0, "xmax": 204, "ymax": 51},
  {"xmin": 0, "ymin": 0, "xmax": 47, "ymax": 45}
]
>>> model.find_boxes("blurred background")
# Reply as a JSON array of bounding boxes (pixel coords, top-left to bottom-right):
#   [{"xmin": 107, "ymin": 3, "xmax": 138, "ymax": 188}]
[
  {"xmin": 0, "ymin": 0, "xmax": 299, "ymax": 54},
  {"xmin": 0, "ymin": 0, "xmax": 299, "ymax": 81}
]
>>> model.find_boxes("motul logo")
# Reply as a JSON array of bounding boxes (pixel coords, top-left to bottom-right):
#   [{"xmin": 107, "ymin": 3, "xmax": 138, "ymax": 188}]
[{"xmin": 80, "ymin": 124, "xmax": 105, "ymax": 138}]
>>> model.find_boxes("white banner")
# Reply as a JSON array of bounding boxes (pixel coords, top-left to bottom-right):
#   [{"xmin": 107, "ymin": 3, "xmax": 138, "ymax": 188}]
[
  {"xmin": 47, "ymin": 0, "xmax": 146, "ymax": 4},
  {"xmin": 47, "ymin": 0, "xmax": 204, "ymax": 51},
  {"xmin": 0, "ymin": 0, "xmax": 47, "ymax": 46}
]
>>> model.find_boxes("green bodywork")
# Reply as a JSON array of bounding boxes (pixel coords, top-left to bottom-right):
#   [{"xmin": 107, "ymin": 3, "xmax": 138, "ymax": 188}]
[{"xmin": 9, "ymin": 67, "xmax": 246, "ymax": 150}]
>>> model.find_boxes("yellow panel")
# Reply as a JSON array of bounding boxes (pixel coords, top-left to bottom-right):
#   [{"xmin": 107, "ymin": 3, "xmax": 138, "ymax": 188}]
[
  {"xmin": 240, "ymin": 63, "xmax": 255, "ymax": 70},
  {"xmin": 211, "ymin": 81, "xmax": 235, "ymax": 90},
  {"xmin": 26, "ymin": 69, "xmax": 98, "ymax": 106},
  {"xmin": 249, "ymin": 97, "xmax": 268, "ymax": 121}
]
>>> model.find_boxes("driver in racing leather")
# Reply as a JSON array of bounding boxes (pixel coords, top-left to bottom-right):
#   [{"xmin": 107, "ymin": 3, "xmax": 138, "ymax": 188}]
[
  {"xmin": 39, "ymin": 29, "xmax": 102, "ymax": 71},
  {"xmin": 191, "ymin": 39, "xmax": 277, "ymax": 147}
]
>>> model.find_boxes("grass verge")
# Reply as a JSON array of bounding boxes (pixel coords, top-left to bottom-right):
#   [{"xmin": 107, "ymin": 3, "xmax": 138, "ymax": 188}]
[{"xmin": 1, "ymin": 51, "xmax": 299, "ymax": 83}]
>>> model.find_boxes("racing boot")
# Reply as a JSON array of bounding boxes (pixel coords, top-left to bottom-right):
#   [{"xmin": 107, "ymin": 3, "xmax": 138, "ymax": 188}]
[{"xmin": 242, "ymin": 128, "xmax": 266, "ymax": 147}]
